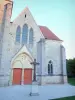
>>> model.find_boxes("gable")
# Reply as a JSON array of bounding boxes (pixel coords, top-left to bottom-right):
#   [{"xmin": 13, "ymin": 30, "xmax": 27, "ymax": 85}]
[
  {"xmin": 11, "ymin": 7, "xmax": 44, "ymax": 44},
  {"xmin": 11, "ymin": 45, "xmax": 34, "ymax": 63}
]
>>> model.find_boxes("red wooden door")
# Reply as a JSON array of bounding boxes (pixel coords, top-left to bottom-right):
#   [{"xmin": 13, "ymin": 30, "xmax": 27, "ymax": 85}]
[
  {"xmin": 24, "ymin": 69, "xmax": 32, "ymax": 84},
  {"xmin": 13, "ymin": 68, "xmax": 22, "ymax": 85}
]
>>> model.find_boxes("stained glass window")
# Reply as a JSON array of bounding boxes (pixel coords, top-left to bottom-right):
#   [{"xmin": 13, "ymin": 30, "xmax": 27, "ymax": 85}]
[
  {"xmin": 16, "ymin": 26, "xmax": 21, "ymax": 43},
  {"xmin": 29, "ymin": 28, "xmax": 33, "ymax": 45},
  {"xmin": 48, "ymin": 60, "xmax": 53, "ymax": 75},
  {"xmin": 22, "ymin": 24, "xmax": 28, "ymax": 45}
]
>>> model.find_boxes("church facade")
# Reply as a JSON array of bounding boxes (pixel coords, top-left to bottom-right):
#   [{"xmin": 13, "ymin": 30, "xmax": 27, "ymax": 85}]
[{"xmin": 0, "ymin": 0, "xmax": 67, "ymax": 86}]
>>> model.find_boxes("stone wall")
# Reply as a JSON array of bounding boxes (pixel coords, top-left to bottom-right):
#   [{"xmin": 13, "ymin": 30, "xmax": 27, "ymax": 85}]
[
  {"xmin": 45, "ymin": 40, "xmax": 62, "ymax": 75},
  {"xmin": 36, "ymin": 75, "xmax": 64, "ymax": 85},
  {"xmin": 41, "ymin": 76, "xmax": 64, "ymax": 85}
]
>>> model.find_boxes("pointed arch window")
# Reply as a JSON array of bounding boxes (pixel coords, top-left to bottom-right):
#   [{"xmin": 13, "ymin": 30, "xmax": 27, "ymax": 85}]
[
  {"xmin": 48, "ymin": 60, "xmax": 53, "ymax": 75},
  {"xmin": 22, "ymin": 24, "xmax": 28, "ymax": 45},
  {"xmin": 29, "ymin": 28, "xmax": 33, "ymax": 46},
  {"xmin": 16, "ymin": 26, "xmax": 21, "ymax": 43}
]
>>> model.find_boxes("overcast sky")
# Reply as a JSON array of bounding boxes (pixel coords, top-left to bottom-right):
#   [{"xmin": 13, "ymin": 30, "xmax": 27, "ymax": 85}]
[{"xmin": 11, "ymin": 0, "xmax": 75, "ymax": 59}]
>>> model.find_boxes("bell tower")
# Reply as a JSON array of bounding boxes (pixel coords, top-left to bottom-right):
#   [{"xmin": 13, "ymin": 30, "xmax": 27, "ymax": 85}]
[
  {"xmin": 0, "ymin": 0, "xmax": 13, "ymax": 68},
  {"xmin": 0, "ymin": 0, "xmax": 13, "ymax": 86}
]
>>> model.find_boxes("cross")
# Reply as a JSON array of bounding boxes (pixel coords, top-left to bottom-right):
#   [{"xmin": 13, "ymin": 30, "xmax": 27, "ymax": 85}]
[{"xmin": 30, "ymin": 59, "xmax": 39, "ymax": 81}]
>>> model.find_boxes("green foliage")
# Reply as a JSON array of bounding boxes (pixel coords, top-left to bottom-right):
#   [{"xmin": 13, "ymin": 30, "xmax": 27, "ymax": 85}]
[
  {"xmin": 68, "ymin": 78, "xmax": 75, "ymax": 86},
  {"xmin": 51, "ymin": 96, "xmax": 75, "ymax": 100},
  {"xmin": 66, "ymin": 58, "xmax": 75, "ymax": 77}
]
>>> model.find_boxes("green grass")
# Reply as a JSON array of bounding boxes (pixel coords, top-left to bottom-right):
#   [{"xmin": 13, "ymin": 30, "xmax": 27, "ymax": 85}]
[
  {"xmin": 68, "ymin": 78, "xmax": 75, "ymax": 86},
  {"xmin": 51, "ymin": 96, "xmax": 75, "ymax": 100}
]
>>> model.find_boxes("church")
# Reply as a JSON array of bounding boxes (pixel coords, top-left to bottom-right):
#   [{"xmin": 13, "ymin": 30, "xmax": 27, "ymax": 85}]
[{"xmin": 0, "ymin": 0, "xmax": 67, "ymax": 86}]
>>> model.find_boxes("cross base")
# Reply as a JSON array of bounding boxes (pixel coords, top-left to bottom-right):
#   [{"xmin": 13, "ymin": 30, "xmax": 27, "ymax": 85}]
[
  {"xmin": 29, "ymin": 92, "xmax": 39, "ymax": 96},
  {"xmin": 29, "ymin": 81, "xmax": 39, "ymax": 96}
]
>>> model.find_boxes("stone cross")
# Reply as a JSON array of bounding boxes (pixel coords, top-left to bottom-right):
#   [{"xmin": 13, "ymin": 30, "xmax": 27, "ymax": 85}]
[{"xmin": 30, "ymin": 59, "xmax": 39, "ymax": 81}]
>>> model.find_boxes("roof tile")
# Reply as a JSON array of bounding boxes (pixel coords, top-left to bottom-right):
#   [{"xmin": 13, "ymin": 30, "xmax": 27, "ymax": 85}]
[{"xmin": 39, "ymin": 26, "xmax": 62, "ymax": 41}]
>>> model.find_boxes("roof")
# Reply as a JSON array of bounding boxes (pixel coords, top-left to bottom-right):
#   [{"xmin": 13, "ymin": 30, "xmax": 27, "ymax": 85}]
[
  {"xmin": 39, "ymin": 26, "xmax": 62, "ymax": 41},
  {"xmin": 13, "ymin": 7, "xmax": 28, "ymax": 22}
]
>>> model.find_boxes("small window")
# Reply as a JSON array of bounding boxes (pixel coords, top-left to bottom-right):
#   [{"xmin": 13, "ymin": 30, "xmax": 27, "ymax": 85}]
[
  {"xmin": 48, "ymin": 60, "xmax": 53, "ymax": 75},
  {"xmin": 25, "ymin": 14, "xmax": 26, "ymax": 18}
]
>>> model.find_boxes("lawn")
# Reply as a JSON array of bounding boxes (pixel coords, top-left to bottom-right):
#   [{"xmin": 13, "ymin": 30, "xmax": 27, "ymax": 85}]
[
  {"xmin": 68, "ymin": 78, "xmax": 75, "ymax": 86},
  {"xmin": 51, "ymin": 96, "xmax": 75, "ymax": 100}
]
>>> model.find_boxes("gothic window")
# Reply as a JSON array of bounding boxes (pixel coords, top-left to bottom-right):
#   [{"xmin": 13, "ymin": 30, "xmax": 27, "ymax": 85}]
[
  {"xmin": 16, "ymin": 26, "xmax": 21, "ymax": 43},
  {"xmin": 48, "ymin": 60, "xmax": 53, "ymax": 75},
  {"xmin": 29, "ymin": 28, "xmax": 33, "ymax": 46},
  {"xmin": 22, "ymin": 24, "xmax": 28, "ymax": 45}
]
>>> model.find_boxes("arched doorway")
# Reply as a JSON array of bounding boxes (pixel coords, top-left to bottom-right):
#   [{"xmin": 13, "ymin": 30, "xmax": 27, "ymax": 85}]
[{"xmin": 12, "ymin": 52, "xmax": 33, "ymax": 85}]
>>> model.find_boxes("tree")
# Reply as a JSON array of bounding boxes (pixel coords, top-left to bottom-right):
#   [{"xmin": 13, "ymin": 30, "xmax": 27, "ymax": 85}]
[{"xmin": 66, "ymin": 58, "xmax": 75, "ymax": 77}]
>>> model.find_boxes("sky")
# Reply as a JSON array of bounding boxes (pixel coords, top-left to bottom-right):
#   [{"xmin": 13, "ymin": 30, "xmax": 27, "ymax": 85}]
[{"xmin": 11, "ymin": 0, "xmax": 75, "ymax": 59}]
